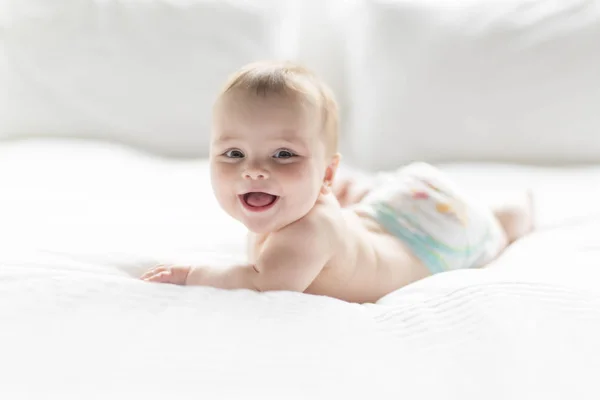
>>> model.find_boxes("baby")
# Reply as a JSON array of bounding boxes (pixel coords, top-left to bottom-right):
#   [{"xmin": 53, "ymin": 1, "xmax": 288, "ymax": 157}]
[{"xmin": 141, "ymin": 61, "xmax": 533, "ymax": 303}]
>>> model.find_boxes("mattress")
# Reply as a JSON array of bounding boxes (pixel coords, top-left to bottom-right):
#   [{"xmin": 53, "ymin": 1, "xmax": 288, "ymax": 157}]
[{"xmin": 1, "ymin": 139, "xmax": 600, "ymax": 400}]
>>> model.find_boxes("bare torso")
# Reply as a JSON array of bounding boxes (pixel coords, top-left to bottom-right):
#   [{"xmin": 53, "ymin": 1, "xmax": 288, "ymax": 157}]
[{"xmin": 248, "ymin": 193, "xmax": 430, "ymax": 303}]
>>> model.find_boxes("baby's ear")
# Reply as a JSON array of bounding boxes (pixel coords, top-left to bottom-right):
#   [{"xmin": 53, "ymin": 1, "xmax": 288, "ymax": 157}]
[{"xmin": 324, "ymin": 153, "xmax": 342, "ymax": 185}]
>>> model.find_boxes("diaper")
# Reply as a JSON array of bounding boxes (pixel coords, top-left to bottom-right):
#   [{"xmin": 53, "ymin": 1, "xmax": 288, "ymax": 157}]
[{"xmin": 354, "ymin": 163, "xmax": 507, "ymax": 274}]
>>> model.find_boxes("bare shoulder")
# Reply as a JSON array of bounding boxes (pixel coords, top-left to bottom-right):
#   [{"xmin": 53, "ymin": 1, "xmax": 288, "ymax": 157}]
[
  {"xmin": 247, "ymin": 193, "xmax": 349, "ymax": 276},
  {"xmin": 275, "ymin": 193, "xmax": 345, "ymax": 247},
  {"xmin": 304, "ymin": 193, "xmax": 346, "ymax": 234}
]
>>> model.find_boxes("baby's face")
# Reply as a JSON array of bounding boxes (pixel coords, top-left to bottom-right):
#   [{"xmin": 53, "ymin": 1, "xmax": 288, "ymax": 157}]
[{"xmin": 210, "ymin": 93, "xmax": 329, "ymax": 234}]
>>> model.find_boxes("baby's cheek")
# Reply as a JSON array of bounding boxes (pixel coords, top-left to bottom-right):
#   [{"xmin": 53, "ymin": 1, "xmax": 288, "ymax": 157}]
[
  {"xmin": 278, "ymin": 162, "xmax": 306, "ymax": 178},
  {"xmin": 291, "ymin": 164, "xmax": 326, "ymax": 201},
  {"xmin": 212, "ymin": 163, "xmax": 237, "ymax": 182},
  {"xmin": 211, "ymin": 165, "xmax": 236, "ymax": 199},
  {"xmin": 280, "ymin": 163, "xmax": 319, "ymax": 188}
]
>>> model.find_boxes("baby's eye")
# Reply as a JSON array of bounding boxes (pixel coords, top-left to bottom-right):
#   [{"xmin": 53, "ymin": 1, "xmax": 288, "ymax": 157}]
[
  {"xmin": 273, "ymin": 149, "xmax": 296, "ymax": 159},
  {"xmin": 224, "ymin": 149, "xmax": 245, "ymax": 158}
]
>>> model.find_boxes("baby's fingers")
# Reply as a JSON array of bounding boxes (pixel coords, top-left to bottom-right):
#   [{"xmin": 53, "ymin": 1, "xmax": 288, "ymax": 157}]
[
  {"xmin": 141, "ymin": 265, "xmax": 170, "ymax": 281},
  {"xmin": 143, "ymin": 270, "xmax": 173, "ymax": 283},
  {"xmin": 141, "ymin": 265, "xmax": 191, "ymax": 285}
]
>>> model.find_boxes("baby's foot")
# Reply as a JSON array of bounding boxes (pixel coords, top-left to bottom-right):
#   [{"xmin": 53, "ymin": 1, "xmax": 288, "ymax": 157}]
[
  {"xmin": 493, "ymin": 190, "xmax": 535, "ymax": 243},
  {"xmin": 333, "ymin": 177, "xmax": 373, "ymax": 208},
  {"xmin": 141, "ymin": 265, "xmax": 191, "ymax": 285}
]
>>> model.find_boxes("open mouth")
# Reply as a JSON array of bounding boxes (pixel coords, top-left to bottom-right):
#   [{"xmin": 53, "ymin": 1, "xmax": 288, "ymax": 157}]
[{"xmin": 239, "ymin": 192, "xmax": 279, "ymax": 212}]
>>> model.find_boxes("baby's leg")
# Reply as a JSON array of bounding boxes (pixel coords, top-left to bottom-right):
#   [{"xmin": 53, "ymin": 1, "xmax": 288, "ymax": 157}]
[
  {"xmin": 490, "ymin": 190, "xmax": 534, "ymax": 244},
  {"xmin": 333, "ymin": 176, "xmax": 373, "ymax": 207}
]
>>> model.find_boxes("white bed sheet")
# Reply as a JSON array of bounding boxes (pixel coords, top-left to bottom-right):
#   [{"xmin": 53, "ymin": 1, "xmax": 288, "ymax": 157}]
[{"xmin": 1, "ymin": 139, "xmax": 600, "ymax": 400}]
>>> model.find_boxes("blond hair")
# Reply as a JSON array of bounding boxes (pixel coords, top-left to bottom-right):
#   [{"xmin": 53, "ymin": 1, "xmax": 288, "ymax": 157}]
[{"xmin": 217, "ymin": 61, "xmax": 339, "ymax": 155}]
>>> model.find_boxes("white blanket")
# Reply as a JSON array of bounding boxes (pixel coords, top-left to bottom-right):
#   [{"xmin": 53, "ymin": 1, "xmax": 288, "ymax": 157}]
[{"xmin": 1, "ymin": 140, "xmax": 600, "ymax": 400}]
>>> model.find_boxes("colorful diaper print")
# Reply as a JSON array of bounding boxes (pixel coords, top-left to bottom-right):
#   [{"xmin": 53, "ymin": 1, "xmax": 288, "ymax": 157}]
[{"xmin": 355, "ymin": 163, "xmax": 506, "ymax": 274}]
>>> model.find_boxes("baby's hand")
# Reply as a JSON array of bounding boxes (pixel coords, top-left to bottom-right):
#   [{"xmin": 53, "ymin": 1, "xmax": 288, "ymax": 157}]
[{"xmin": 141, "ymin": 265, "xmax": 191, "ymax": 285}]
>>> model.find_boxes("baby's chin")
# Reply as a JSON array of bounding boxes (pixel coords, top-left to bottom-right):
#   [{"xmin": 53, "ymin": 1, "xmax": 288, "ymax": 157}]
[
  {"xmin": 241, "ymin": 217, "xmax": 292, "ymax": 234},
  {"xmin": 238, "ymin": 210, "xmax": 308, "ymax": 234},
  {"xmin": 228, "ymin": 199, "xmax": 317, "ymax": 234}
]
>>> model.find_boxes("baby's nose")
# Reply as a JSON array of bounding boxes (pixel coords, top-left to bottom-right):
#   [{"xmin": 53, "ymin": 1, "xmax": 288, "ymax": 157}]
[{"xmin": 242, "ymin": 168, "xmax": 270, "ymax": 180}]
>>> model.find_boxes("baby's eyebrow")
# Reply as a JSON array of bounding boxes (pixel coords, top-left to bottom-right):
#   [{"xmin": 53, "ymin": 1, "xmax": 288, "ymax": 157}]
[
  {"xmin": 215, "ymin": 132, "xmax": 305, "ymax": 143},
  {"xmin": 275, "ymin": 139, "xmax": 307, "ymax": 150},
  {"xmin": 213, "ymin": 134, "xmax": 238, "ymax": 143}
]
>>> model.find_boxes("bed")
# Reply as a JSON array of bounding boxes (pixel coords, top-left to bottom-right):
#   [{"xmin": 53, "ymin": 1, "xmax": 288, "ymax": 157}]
[
  {"xmin": 3, "ymin": 0, "xmax": 600, "ymax": 398},
  {"xmin": 1, "ymin": 139, "xmax": 599, "ymax": 399}
]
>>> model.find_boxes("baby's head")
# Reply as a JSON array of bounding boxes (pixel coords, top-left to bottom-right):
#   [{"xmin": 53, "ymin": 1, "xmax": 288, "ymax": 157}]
[{"xmin": 210, "ymin": 61, "xmax": 340, "ymax": 234}]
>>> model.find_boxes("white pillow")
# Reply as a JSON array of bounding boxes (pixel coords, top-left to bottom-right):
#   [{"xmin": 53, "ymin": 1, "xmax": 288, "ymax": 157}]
[
  {"xmin": 343, "ymin": 0, "xmax": 600, "ymax": 170},
  {"xmin": 0, "ymin": 0, "xmax": 286, "ymax": 158}
]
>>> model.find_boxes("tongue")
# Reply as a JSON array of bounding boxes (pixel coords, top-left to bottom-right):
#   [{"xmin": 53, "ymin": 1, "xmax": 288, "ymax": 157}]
[{"xmin": 246, "ymin": 192, "xmax": 275, "ymax": 207}]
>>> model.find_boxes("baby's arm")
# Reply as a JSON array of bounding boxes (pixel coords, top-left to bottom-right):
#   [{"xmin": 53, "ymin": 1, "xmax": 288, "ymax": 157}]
[{"xmin": 142, "ymin": 214, "xmax": 333, "ymax": 292}]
